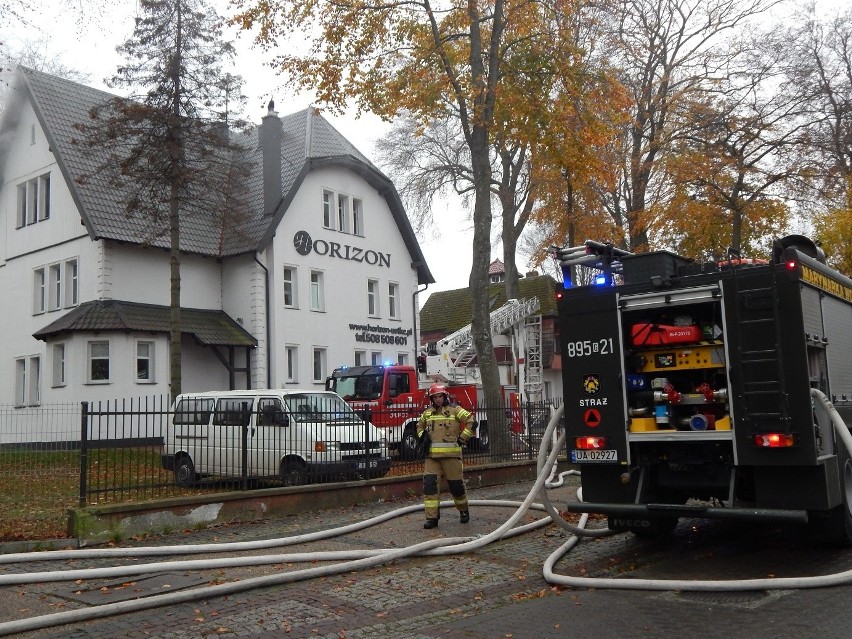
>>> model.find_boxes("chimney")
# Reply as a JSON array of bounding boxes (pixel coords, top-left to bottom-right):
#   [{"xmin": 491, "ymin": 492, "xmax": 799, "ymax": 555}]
[{"xmin": 259, "ymin": 100, "xmax": 283, "ymax": 216}]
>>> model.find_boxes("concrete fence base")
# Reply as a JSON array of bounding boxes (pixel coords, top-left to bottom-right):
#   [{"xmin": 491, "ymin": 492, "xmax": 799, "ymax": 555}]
[{"xmin": 69, "ymin": 460, "xmax": 564, "ymax": 546}]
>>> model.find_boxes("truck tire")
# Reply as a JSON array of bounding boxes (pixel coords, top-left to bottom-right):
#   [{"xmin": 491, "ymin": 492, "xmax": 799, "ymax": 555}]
[
  {"xmin": 400, "ymin": 426, "xmax": 421, "ymax": 461},
  {"xmin": 809, "ymin": 433, "xmax": 852, "ymax": 545},
  {"xmin": 280, "ymin": 458, "xmax": 308, "ymax": 487},
  {"xmin": 173, "ymin": 454, "xmax": 197, "ymax": 487}
]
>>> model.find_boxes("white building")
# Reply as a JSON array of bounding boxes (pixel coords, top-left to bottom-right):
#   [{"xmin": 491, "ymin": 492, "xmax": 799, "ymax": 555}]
[{"xmin": 0, "ymin": 67, "xmax": 434, "ymax": 406}]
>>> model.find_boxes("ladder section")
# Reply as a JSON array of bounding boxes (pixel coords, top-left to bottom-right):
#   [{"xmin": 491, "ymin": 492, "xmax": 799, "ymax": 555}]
[
  {"xmin": 731, "ymin": 277, "xmax": 789, "ymax": 429},
  {"xmin": 522, "ymin": 313, "xmax": 543, "ymax": 402},
  {"xmin": 440, "ymin": 297, "xmax": 541, "ymax": 369}
]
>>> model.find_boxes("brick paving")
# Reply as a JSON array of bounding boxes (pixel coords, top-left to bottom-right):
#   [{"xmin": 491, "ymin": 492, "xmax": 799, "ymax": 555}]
[{"xmin": 4, "ymin": 477, "xmax": 852, "ymax": 638}]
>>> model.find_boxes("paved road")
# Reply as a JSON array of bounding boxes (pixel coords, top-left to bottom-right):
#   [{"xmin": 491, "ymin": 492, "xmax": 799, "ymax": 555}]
[{"xmin": 3, "ymin": 476, "xmax": 852, "ymax": 638}]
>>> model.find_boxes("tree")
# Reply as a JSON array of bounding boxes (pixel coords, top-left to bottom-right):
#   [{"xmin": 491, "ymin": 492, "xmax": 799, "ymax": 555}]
[
  {"xmin": 655, "ymin": 28, "xmax": 809, "ymax": 258},
  {"xmin": 75, "ymin": 0, "xmax": 250, "ymax": 399},
  {"xmin": 785, "ymin": 6, "xmax": 852, "ymax": 272},
  {"xmin": 232, "ymin": 0, "xmax": 587, "ymax": 456},
  {"xmin": 596, "ymin": 0, "xmax": 780, "ymax": 251}
]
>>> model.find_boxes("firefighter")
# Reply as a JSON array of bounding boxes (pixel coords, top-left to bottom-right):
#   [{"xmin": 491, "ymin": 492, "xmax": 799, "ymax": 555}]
[{"xmin": 416, "ymin": 383, "xmax": 475, "ymax": 529}]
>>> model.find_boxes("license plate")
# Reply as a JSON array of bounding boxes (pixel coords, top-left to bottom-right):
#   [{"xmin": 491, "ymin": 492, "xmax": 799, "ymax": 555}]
[
  {"xmin": 357, "ymin": 460, "xmax": 379, "ymax": 469},
  {"xmin": 571, "ymin": 449, "xmax": 617, "ymax": 463}
]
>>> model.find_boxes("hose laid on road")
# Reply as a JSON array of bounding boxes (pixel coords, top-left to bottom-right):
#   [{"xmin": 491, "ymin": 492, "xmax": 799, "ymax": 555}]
[{"xmin": 1, "ymin": 389, "xmax": 851, "ymax": 636}]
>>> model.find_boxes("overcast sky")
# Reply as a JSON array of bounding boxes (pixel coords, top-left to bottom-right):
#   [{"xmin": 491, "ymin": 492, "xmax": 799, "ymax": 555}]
[{"xmin": 0, "ymin": 0, "xmax": 482, "ymax": 305}]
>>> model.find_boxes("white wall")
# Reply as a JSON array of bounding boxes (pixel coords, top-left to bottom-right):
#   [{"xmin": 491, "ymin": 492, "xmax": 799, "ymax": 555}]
[{"xmin": 267, "ymin": 165, "xmax": 420, "ymax": 389}]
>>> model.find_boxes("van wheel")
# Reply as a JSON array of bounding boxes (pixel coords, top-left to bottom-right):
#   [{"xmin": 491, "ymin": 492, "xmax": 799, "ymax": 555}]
[
  {"xmin": 400, "ymin": 427, "xmax": 420, "ymax": 461},
  {"xmin": 280, "ymin": 459, "xmax": 308, "ymax": 487},
  {"xmin": 174, "ymin": 455, "xmax": 197, "ymax": 487},
  {"xmin": 470, "ymin": 424, "xmax": 490, "ymax": 452}
]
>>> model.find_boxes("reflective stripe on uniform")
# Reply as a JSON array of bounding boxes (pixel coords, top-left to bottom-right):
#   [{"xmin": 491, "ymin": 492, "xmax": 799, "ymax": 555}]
[{"xmin": 430, "ymin": 443, "xmax": 462, "ymax": 455}]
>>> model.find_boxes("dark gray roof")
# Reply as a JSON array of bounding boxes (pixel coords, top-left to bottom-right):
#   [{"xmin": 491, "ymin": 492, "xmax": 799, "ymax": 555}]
[
  {"xmin": 6, "ymin": 67, "xmax": 433, "ymax": 283},
  {"xmin": 33, "ymin": 300, "xmax": 257, "ymax": 347}
]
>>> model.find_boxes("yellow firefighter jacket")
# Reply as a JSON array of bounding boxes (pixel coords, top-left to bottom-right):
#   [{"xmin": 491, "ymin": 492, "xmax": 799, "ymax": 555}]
[{"xmin": 416, "ymin": 403, "xmax": 474, "ymax": 459}]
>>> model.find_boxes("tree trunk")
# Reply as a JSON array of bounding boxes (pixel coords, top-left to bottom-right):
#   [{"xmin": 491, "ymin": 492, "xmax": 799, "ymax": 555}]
[
  {"xmin": 469, "ymin": 125, "xmax": 507, "ymax": 457},
  {"xmin": 169, "ymin": 183, "xmax": 182, "ymax": 401}
]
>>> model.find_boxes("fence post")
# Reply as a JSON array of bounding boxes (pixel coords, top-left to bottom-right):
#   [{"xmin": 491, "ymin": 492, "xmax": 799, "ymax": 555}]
[
  {"xmin": 79, "ymin": 402, "xmax": 89, "ymax": 507},
  {"xmin": 241, "ymin": 422, "xmax": 249, "ymax": 491}
]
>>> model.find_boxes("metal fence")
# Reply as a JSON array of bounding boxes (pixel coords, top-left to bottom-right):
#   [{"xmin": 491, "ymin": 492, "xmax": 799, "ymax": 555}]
[{"xmin": 0, "ymin": 394, "xmax": 563, "ymax": 541}]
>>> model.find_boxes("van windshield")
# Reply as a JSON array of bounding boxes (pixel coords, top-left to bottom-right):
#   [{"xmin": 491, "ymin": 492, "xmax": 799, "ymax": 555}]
[{"xmin": 283, "ymin": 393, "xmax": 363, "ymax": 424}]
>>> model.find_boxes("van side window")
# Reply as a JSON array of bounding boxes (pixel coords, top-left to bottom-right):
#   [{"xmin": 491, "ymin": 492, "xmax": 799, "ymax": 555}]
[
  {"xmin": 213, "ymin": 398, "xmax": 253, "ymax": 426},
  {"xmin": 258, "ymin": 398, "xmax": 287, "ymax": 426},
  {"xmin": 173, "ymin": 398, "xmax": 214, "ymax": 425}
]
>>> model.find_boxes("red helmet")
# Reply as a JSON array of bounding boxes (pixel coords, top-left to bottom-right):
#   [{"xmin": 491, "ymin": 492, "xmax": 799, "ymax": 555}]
[{"xmin": 428, "ymin": 383, "xmax": 448, "ymax": 398}]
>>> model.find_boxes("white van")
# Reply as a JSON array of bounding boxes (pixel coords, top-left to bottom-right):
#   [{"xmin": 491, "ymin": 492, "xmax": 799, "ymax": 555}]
[{"xmin": 161, "ymin": 389, "xmax": 392, "ymax": 487}]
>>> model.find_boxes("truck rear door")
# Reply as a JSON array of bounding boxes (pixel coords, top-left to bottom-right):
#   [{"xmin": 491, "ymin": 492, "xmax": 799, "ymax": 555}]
[{"xmin": 559, "ymin": 289, "xmax": 628, "ymax": 465}]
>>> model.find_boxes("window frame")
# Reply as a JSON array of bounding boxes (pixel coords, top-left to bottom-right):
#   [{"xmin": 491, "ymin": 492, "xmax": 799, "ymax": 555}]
[
  {"xmin": 354, "ymin": 350, "xmax": 367, "ymax": 366},
  {"xmin": 312, "ymin": 347, "xmax": 327, "ymax": 383},
  {"xmin": 33, "ymin": 267, "xmax": 46, "ymax": 315},
  {"xmin": 310, "ymin": 270, "xmax": 325, "ymax": 312},
  {"xmin": 352, "ymin": 198, "xmax": 363, "ymax": 236},
  {"xmin": 367, "ymin": 279, "xmax": 380, "ymax": 317},
  {"xmin": 14, "ymin": 356, "xmax": 40, "ymax": 407},
  {"xmin": 52, "ymin": 343, "xmax": 66, "ymax": 388},
  {"xmin": 136, "ymin": 340, "xmax": 155, "ymax": 383},
  {"xmin": 285, "ymin": 345, "xmax": 298, "ymax": 383},
  {"xmin": 64, "ymin": 259, "xmax": 79, "ymax": 307},
  {"xmin": 337, "ymin": 194, "xmax": 350, "ymax": 233},
  {"xmin": 322, "ymin": 189, "xmax": 335, "ymax": 229},
  {"xmin": 282, "ymin": 266, "xmax": 298, "ymax": 308},
  {"xmin": 87, "ymin": 340, "xmax": 111, "ymax": 384},
  {"xmin": 48, "ymin": 263, "xmax": 62, "ymax": 311},
  {"xmin": 388, "ymin": 282, "xmax": 400, "ymax": 320}
]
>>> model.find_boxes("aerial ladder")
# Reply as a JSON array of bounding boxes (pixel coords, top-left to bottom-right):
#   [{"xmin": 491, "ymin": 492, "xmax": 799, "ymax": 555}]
[{"xmin": 426, "ymin": 297, "xmax": 541, "ymax": 388}]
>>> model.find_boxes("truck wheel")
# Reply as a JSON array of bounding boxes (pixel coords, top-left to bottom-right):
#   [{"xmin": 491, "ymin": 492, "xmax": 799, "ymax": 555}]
[
  {"xmin": 280, "ymin": 458, "xmax": 308, "ymax": 487},
  {"xmin": 809, "ymin": 434, "xmax": 852, "ymax": 545},
  {"xmin": 470, "ymin": 424, "xmax": 490, "ymax": 452},
  {"xmin": 400, "ymin": 427, "xmax": 420, "ymax": 461},
  {"xmin": 174, "ymin": 455, "xmax": 197, "ymax": 487}
]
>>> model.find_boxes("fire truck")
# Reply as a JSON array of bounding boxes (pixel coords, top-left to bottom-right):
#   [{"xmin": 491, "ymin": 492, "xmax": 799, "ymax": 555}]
[
  {"xmin": 327, "ymin": 299, "xmax": 542, "ymax": 459},
  {"xmin": 556, "ymin": 236, "xmax": 852, "ymax": 542}
]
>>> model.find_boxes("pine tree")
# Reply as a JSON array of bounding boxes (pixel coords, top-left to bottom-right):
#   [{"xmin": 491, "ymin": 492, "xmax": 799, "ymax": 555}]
[{"xmin": 75, "ymin": 0, "xmax": 251, "ymax": 399}]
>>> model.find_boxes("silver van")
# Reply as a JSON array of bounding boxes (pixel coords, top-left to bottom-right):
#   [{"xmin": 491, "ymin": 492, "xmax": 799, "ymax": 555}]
[{"xmin": 161, "ymin": 389, "xmax": 391, "ymax": 486}]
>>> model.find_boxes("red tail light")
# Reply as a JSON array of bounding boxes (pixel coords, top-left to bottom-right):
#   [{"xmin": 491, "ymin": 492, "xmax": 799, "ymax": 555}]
[
  {"xmin": 754, "ymin": 433, "xmax": 795, "ymax": 448},
  {"xmin": 575, "ymin": 436, "xmax": 607, "ymax": 449}
]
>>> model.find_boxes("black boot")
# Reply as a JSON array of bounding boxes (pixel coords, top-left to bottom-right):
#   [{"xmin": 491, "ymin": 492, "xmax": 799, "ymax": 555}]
[
  {"xmin": 424, "ymin": 518, "xmax": 439, "ymax": 529},
  {"xmin": 459, "ymin": 510, "xmax": 470, "ymax": 524}
]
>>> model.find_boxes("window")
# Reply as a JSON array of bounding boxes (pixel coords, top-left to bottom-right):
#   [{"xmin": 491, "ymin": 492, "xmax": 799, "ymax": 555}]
[
  {"xmin": 286, "ymin": 346, "xmax": 298, "ymax": 383},
  {"xmin": 367, "ymin": 279, "xmax": 379, "ymax": 316},
  {"xmin": 14, "ymin": 356, "xmax": 40, "ymax": 406},
  {"xmin": 38, "ymin": 174, "xmax": 50, "ymax": 221},
  {"xmin": 33, "ymin": 268, "xmax": 46, "ymax": 314},
  {"xmin": 371, "ymin": 351, "xmax": 383, "ymax": 366},
  {"xmin": 65, "ymin": 259, "xmax": 78, "ymax": 307},
  {"xmin": 323, "ymin": 189, "xmax": 335, "ymax": 229},
  {"xmin": 337, "ymin": 194, "xmax": 349, "ymax": 232},
  {"xmin": 48, "ymin": 263, "xmax": 62, "ymax": 311},
  {"xmin": 353, "ymin": 198, "xmax": 363, "ymax": 236},
  {"xmin": 88, "ymin": 341, "xmax": 110, "ymax": 383},
  {"xmin": 388, "ymin": 283, "xmax": 400, "ymax": 320},
  {"xmin": 258, "ymin": 398, "xmax": 286, "ymax": 426},
  {"xmin": 310, "ymin": 271, "xmax": 325, "ymax": 311},
  {"xmin": 52, "ymin": 344, "xmax": 66, "ymax": 387},
  {"xmin": 354, "ymin": 350, "xmax": 367, "ymax": 366},
  {"xmin": 136, "ymin": 341, "xmax": 155, "ymax": 382},
  {"xmin": 397, "ymin": 353, "xmax": 409, "ymax": 365},
  {"xmin": 312, "ymin": 347, "xmax": 327, "ymax": 383},
  {"xmin": 173, "ymin": 398, "xmax": 214, "ymax": 425},
  {"xmin": 283, "ymin": 266, "xmax": 297, "ymax": 307},
  {"xmin": 16, "ymin": 173, "xmax": 50, "ymax": 227},
  {"xmin": 16, "ymin": 184, "xmax": 26, "ymax": 228}
]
